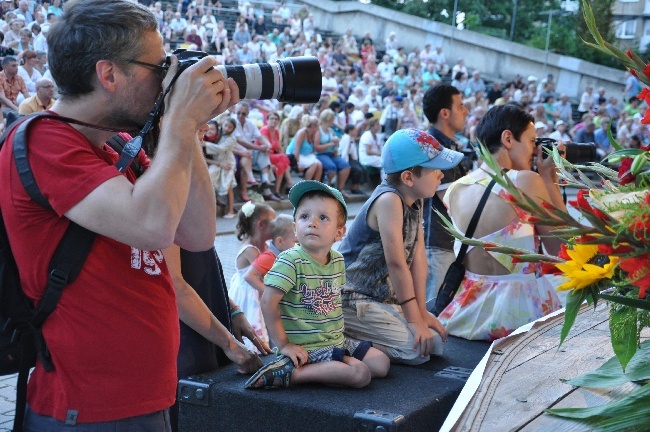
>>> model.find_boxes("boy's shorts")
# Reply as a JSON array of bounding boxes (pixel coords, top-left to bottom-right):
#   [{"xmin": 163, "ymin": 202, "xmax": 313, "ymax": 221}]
[{"xmin": 307, "ymin": 338, "xmax": 373, "ymax": 364}]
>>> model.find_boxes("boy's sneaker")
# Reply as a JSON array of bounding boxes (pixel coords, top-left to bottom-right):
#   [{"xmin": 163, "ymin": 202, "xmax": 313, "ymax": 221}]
[{"xmin": 244, "ymin": 356, "xmax": 295, "ymax": 389}]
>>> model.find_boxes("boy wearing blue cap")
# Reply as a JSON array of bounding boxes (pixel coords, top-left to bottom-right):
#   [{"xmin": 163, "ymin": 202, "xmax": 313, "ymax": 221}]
[
  {"xmin": 245, "ymin": 181, "xmax": 390, "ymax": 389},
  {"xmin": 338, "ymin": 129, "xmax": 464, "ymax": 364}
]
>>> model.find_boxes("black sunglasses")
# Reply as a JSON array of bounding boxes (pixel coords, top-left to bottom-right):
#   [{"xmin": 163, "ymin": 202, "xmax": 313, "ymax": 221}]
[{"xmin": 126, "ymin": 59, "xmax": 169, "ymax": 80}]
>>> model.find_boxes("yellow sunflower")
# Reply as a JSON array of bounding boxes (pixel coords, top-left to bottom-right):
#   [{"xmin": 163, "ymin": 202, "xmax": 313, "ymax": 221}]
[{"xmin": 555, "ymin": 244, "xmax": 619, "ymax": 292}]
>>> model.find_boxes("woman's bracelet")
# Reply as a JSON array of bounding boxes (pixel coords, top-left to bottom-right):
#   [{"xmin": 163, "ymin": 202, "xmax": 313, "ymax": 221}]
[
  {"xmin": 230, "ymin": 305, "xmax": 243, "ymax": 318},
  {"xmin": 398, "ymin": 296, "xmax": 416, "ymax": 306}
]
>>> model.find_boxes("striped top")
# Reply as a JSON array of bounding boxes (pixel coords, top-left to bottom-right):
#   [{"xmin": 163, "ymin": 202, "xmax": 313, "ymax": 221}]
[{"xmin": 264, "ymin": 245, "xmax": 346, "ymax": 351}]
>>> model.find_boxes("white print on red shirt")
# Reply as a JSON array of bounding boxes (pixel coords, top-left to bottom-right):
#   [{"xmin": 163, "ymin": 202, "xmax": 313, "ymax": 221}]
[{"xmin": 130, "ymin": 248, "xmax": 164, "ymax": 276}]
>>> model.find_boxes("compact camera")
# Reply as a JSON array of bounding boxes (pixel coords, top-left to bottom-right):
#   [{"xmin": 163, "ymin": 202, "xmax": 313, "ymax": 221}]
[
  {"xmin": 534, "ymin": 137, "xmax": 596, "ymax": 164},
  {"xmin": 170, "ymin": 49, "xmax": 322, "ymax": 103}
]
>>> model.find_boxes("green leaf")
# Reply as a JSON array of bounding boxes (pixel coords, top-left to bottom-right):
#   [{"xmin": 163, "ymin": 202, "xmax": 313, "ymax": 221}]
[
  {"xmin": 604, "ymin": 149, "xmax": 646, "ymax": 159},
  {"xmin": 560, "ymin": 290, "xmax": 586, "ymax": 347},
  {"xmin": 599, "ymin": 293, "xmax": 650, "ymax": 311},
  {"xmin": 607, "ymin": 126, "xmax": 624, "ymax": 152},
  {"xmin": 547, "ymin": 382, "xmax": 650, "ymax": 432},
  {"xmin": 610, "ymin": 306, "xmax": 638, "ymax": 371},
  {"xmin": 565, "ymin": 341, "xmax": 650, "ymax": 388}
]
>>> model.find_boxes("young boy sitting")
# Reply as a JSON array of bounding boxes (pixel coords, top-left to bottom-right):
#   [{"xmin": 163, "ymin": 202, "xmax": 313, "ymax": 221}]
[
  {"xmin": 338, "ymin": 129, "xmax": 464, "ymax": 365},
  {"xmin": 245, "ymin": 181, "xmax": 390, "ymax": 389}
]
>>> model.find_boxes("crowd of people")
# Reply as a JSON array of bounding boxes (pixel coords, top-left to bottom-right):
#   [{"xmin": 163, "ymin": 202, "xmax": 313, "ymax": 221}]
[
  {"xmin": 1, "ymin": 1, "xmax": 649, "ymax": 431},
  {"xmin": 139, "ymin": 0, "xmax": 648, "ymax": 211}
]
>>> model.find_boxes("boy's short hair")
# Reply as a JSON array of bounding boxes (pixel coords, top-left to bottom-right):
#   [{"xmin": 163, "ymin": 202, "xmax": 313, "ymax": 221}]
[
  {"xmin": 386, "ymin": 165, "xmax": 423, "ymax": 186},
  {"xmin": 289, "ymin": 180, "xmax": 348, "ymax": 226},
  {"xmin": 270, "ymin": 214, "xmax": 294, "ymax": 239},
  {"xmin": 381, "ymin": 129, "xmax": 463, "ymax": 174}
]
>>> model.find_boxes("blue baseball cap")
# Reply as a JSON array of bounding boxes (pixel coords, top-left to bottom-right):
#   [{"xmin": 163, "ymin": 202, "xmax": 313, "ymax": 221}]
[
  {"xmin": 381, "ymin": 129, "xmax": 464, "ymax": 174},
  {"xmin": 288, "ymin": 180, "xmax": 348, "ymax": 219}
]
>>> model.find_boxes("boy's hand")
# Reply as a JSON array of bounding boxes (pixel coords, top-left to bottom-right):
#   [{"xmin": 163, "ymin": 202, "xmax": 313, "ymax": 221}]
[
  {"xmin": 407, "ymin": 320, "xmax": 434, "ymax": 358},
  {"xmin": 280, "ymin": 343, "xmax": 309, "ymax": 368},
  {"xmin": 423, "ymin": 311, "xmax": 449, "ymax": 342}
]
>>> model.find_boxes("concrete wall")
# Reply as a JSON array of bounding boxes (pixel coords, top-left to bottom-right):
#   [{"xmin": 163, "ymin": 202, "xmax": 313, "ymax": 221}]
[{"xmin": 301, "ymin": 0, "xmax": 627, "ymax": 100}]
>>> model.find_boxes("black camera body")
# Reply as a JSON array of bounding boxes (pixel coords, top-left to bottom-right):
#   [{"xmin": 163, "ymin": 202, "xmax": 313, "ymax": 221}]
[
  {"xmin": 168, "ymin": 49, "xmax": 322, "ymax": 103},
  {"xmin": 535, "ymin": 137, "xmax": 596, "ymax": 164}
]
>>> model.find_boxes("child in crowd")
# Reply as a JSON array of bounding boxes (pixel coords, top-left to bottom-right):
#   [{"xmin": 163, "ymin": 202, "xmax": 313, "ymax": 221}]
[
  {"xmin": 245, "ymin": 181, "xmax": 390, "ymax": 389},
  {"xmin": 229, "ymin": 201, "xmax": 276, "ymax": 351},
  {"xmin": 338, "ymin": 124, "xmax": 368, "ymax": 195},
  {"xmin": 242, "ymin": 214, "xmax": 298, "ymax": 347},
  {"xmin": 204, "ymin": 118, "xmax": 237, "ymax": 218},
  {"xmin": 338, "ymin": 129, "xmax": 464, "ymax": 365}
]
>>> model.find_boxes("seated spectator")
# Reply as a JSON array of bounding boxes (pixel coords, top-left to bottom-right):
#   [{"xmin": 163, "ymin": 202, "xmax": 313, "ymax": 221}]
[
  {"xmin": 260, "ymin": 111, "xmax": 293, "ymax": 199},
  {"xmin": 467, "ymin": 70, "xmax": 485, "ymax": 95},
  {"xmin": 593, "ymin": 117, "xmax": 612, "ymax": 157},
  {"xmin": 385, "ymin": 31, "xmax": 398, "ymax": 58},
  {"xmin": 451, "ymin": 58, "xmax": 468, "ymax": 79},
  {"xmin": 338, "ymin": 124, "xmax": 368, "ymax": 195},
  {"xmin": 253, "ymin": 16, "xmax": 266, "ymax": 38},
  {"xmin": 315, "ymin": 108, "xmax": 350, "ymax": 192},
  {"xmin": 289, "ymin": 12, "xmax": 302, "ymax": 39},
  {"xmin": 574, "ymin": 121, "xmax": 596, "ymax": 144},
  {"xmin": 168, "ymin": 11, "xmax": 187, "ymax": 40},
  {"xmin": 548, "ymin": 120, "xmax": 572, "ymax": 142},
  {"xmin": 422, "ymin": 62, "xmax": 441, "ymax": 92},
  {"xmin": 554, "ymin": 93, "xmax": 573, "ymax": 126},
  {"xmin": 280, "ymin": 105, "xmax": 304, "ymax": 152},
  {"xmin": 0, "ymin": 55, "xmax": 30, "ymax": 112},
  {"xmin": 358, "ymin": 117, "xmax": 382, "ymax": 181},
  {"xmin": 212, "ymin": 20, "xmax": 228, "ymax": 53},
  {"xmin": 535, "ymin": 121, "xmax": 548, "ymax": 138},
  {"xmin": 17, "ymin": 49, "xmax": 41, "ymax": 94},
  {"xmin": 279, "ymin": 2, "xmax": 291, "ymax": 23},
  {"xmin": 379, "ymin": 95, "xmax": 403, "ymax": 137},
  {"xmin": 321, "ymin": 67, "xmax": 338, "ymax": 96},
  {"xmin": 363, "ymin": 86, "xmax": 383, "ymax": 112},
  {"xmin": 232, "ymin": 21, "xmax": 252, "ymax": 48},
  {"xmin": 340, "ymin": 28, "xmax": 358, "ymax": 57},
  {"xmin": 17, "ymin": 76, "xmax": 53, "ymax": 114},
  {"xmin": 451, "ymin": 71, "xmax": 468, "ymax": 95},
  {"xmin": 486, "ymin": 81, "xmax": 503, "ymax": 105},
  {"xmin": 286, "ymin": 114, "xmax": 324, "ymax": 181},
  {"xmin": 505, "ymin": 73, "xmax": 526, "ymax": 91},
  {"xmin": 433, "ymin": 45, "xmax": 449, "ymax": 76}
]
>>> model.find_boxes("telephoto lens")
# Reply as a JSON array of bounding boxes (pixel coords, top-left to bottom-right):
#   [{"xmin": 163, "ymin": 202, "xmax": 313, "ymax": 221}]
[
  {"xmin": 173, "ymin": 50, "xmax": 322, "ymax": 103},
  {"xmin": 535, "ymin": 137, "xmax": 597, "ymax": 164}
]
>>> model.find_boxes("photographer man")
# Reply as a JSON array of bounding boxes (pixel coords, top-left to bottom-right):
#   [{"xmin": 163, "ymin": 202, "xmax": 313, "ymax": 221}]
[{"xmin": 0, "ymin": 0, "xmax": 239, "ymax": 429}]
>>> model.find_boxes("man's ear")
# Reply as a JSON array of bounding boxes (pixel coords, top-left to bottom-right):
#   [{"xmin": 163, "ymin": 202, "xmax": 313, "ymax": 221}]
[
  {"xmin": 501, "ymin": 129, "xmax": 513, "ymax": 150},
  {"xmin": 95, "ymin": 60, "xmax": 119, "ymax": 93}
]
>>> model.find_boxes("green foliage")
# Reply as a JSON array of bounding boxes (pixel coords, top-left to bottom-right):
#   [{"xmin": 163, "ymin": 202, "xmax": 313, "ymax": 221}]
[
  {"xmin": 609, "ymin": 304, "xmax": 638, "ymax": 371},
  {"xmin": 564, "ymin": 341, "xmax": 650, "ymax": 388}
]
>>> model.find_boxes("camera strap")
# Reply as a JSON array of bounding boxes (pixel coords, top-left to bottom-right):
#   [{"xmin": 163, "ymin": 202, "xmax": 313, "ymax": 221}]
[{"xmin": 115, "ymin": 72, "xmax": 181, "ymax": 172}]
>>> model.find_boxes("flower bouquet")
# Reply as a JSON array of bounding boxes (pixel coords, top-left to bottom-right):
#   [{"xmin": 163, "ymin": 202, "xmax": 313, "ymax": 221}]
[{"xmin": 435, "ymin": 2, "xmax": 650, "ymax": 429}]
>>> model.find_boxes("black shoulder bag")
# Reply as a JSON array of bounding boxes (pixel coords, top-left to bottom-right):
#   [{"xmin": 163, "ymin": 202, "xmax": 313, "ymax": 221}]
[{"xmin": 433, "ymin": 178, "xmax": 497, "ymax": 316}]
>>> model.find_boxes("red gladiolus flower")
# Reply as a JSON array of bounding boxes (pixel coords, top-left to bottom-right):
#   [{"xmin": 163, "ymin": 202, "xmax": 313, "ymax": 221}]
[
  {"xmin": 643, "ymin": 109, "xmax": 650, "ymax": 126},
  {"xmin": 644, "ymin": 63, "xmax": 650, "ymax": 80},
  {"xmin": 639, "ymin": 88, "xmax": 650, "ymax": 103},
  {"xmin": 598, "ymin": 244, "xmax": 634, "ymax": 255},
  {"xmin": 558, "ymin": 243, "xmax": 571, "ymax": 261},
  {"xmin": 626, "ymin": 49, "xmax": 633, "ymax": 58},
  {"xmin": 576, "ymin": 235, "xmax": 598, "ymax": 243},
  {"xmin": 619, "ymin": 253, "xmax": 650, "ymax": 298},
  {"xmin": 540, "ymin": 200, "xmax": 555, "ymax": 210},
  {"xmin": 645, "ymin": 191, "xmax": 650, "ymax": 205},
  {"xmin": 592, "ymin": 208, "xmax": 610, "ymax": 222},
  {"xmin": 618, "ymin": 158, "xmax": 635, "ymax": 185},
  {"xmin": 630, "ymin": 69, "xmax": 638, "ymax": 78},
  {"xmin": 569, "ymin": 189, "xmax": 592, "ymax": 212},
  {"xmin": 521, "ymin": 214, "xmax": 542, "ymax": 223},
  {"xmin": 541, "ymin": 261, "xmax": 562, "ymax": 275}
]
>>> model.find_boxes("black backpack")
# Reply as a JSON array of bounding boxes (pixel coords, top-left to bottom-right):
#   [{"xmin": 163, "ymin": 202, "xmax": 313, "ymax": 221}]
[{"xmin": 0, "ymin": 112, "xmax": 141, "ymax": 432}]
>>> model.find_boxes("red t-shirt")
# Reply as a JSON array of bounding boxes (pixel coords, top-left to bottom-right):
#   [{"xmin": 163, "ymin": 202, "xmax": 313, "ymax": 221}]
[
  {"xmin": 251, "ymin": 249, "xmax": 277, "ymax": 276},
  {"xmin": 0, "ymin": 116, "xmax": 179, "ymax": 422}
]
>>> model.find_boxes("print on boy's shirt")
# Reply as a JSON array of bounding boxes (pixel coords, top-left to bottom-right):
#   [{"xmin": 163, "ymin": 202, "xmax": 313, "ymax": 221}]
[
  {"xmin": 130, "ymin": 248, "xmax": 164, "ymax": 276},
  {"xmin": 299, "ymin": 280, "xmax": 340, "ymax": 316}
]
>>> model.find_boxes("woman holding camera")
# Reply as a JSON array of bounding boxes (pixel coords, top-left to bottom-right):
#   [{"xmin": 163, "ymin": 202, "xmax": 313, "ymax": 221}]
[{"xmin": 437, "ymin": 104, "xmax": 564, "ymax": 341}]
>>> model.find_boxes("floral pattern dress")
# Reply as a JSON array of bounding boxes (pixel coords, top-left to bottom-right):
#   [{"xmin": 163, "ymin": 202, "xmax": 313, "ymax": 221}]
[{"xmin": 438, "ymin": 171, "xmax": 563, "ymax": 341}]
